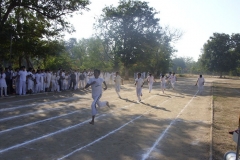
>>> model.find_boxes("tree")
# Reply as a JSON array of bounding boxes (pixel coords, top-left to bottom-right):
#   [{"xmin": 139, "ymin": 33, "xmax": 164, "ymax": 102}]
[
  {"xmin": 201, "ymin": 33, "xmax": 239, "ymax": 77},
  {"xmin": 0, "ymin": 0, "xmax": 90, "ymax": 66},
  {"xmin": 94, "ymin": 0, "xmax": 163, "ymax": 79}
]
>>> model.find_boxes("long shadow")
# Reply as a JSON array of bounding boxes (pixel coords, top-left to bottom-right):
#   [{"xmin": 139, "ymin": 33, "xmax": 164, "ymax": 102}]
[{"xmin": 140, "ymin": 101, "xmax": 171, "ymax": 112}]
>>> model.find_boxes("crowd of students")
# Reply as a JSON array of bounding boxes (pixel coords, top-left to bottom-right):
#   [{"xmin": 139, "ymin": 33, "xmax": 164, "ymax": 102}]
[{"xmin": 0, "ymin": 66, "xmax": 117, "ymax": 97}]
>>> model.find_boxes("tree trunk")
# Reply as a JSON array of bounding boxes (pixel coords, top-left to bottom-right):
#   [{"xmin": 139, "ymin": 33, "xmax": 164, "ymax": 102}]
[
  {"xmin": 18, "ymin": 56, "xmax": 22, "ymax": 68},
  {"xmin": 124, "ymin": 66, "xmax": 129, "ymax": 80}
]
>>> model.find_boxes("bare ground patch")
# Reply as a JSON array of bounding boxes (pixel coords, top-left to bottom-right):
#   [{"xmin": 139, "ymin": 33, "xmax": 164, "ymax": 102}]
[{"xmin": 212, "ymin": 79, "xmax": 240, "ymax": 160}]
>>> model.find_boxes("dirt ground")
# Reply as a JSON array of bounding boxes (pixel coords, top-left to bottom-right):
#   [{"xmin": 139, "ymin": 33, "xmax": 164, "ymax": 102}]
[{"xmin": 0, "ymin": 77, "xmax": 239, "ymax": 160}]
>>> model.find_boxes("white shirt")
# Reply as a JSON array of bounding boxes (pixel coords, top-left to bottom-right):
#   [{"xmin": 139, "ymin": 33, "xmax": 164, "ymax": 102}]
[
  {"xmin": 147, "ymin": 76, "xmax": 154, "ymax": 83},
  {"xmin": 135, "ymin": 78, "xmax": 144, "ymax": 88},
  {"xmin": 197, "ymin": 77, "xmax": 205, "ymax": 86},
  {"xmin": 35, "ymin": 73, "xmax": 41, "ymax": 84},
  {"xmin": 160, "ymin": 77, "xmax": 166, "ymax": 84},
  {"xmin": 18, "ymin": 70, "xmax": 27, "ymax": 81},
  {"xmin": 114, "ymin": 75, "xmax": 122, "ymax": 85},
  {"xmin": 88, "ymin": 77, "xmax": 104, "ymax": 97},
  {"xmin": 171, "ymin": 75, "xmax": 176, "ymax": 83}
]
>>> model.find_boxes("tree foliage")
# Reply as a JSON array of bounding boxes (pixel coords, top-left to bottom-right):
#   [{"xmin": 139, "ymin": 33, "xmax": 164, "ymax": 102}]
[
  {"xmin": 94, "ymin": 0, "xmax": 175, "ymax": 78},
  {"xmin": 200, "ymin": 33, "xmax": 240, "ymax": 77}
]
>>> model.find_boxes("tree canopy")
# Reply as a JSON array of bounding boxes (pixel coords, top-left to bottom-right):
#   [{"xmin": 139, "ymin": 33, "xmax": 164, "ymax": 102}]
[{"xmin": 200, "ymin": 33, "xmax": 240, "ymax": 77}]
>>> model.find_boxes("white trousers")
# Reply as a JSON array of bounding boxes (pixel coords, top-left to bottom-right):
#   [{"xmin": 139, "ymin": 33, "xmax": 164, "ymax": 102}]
[
  {"xmin": 148, "ymin": 82, "xmax": 153, "ymax": 92},
  {"xmin": 91, "ymin": 94, "xmax": 107, "ymax": 116},
  {"xmin": 136, "ymin": 87, "xmax": 142, "ymax": 101},
  {"xmin": 19, "ymin": 80, "xmax": 26, "ymax": 95}
]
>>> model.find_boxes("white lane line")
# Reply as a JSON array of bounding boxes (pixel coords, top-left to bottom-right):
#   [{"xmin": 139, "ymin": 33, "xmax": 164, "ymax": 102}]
[
  {"xmin": 0, "ymin": 101, "xmax": 88, "ymax": 122},
  {"xmin": 0, "ymin": 97, "xmax": 80, "ymax": 112},
  {"xmin": 141, "ymin": 90, "xmax": 198, "ymax": 160},
  {"xmin": 0, "ymin": 114, "xmax": 106, "ymax": 154},
  {"xmin": 0, "ymin": 93, "xmax": 160, "ymax": 154},
  {"xmin": 57, "ymin": 97, "xmax": 174, "ymax": 160},
  {"xmin": 0, "ymin": 110, "xmax": 83, "ymax": 134}
]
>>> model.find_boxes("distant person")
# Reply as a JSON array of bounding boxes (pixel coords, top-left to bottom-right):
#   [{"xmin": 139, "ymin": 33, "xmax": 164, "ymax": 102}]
[
  {"xmin": 170, "ymin": 72, "xmax": 177, "ymax": 90},
  {"xmin": 146, "ymin": 73, "xmax": 156, "ymax": 93},
  {"xmin": 195, "ymin": 74, "xmax": 205, "ymax": 94},
  {"xmin": 114, "ymin": 71, "xmax": 123, "ymax": 98},
  {"xmin": 0, "ymin": 68, "xmax": 8, "ymax": 97},
  {"xmin": 134, "ymin": 72, "xmax": 144, "ymax": 102},
  {"xmin": 85, "ymin": 69, "xmax": 110, "ymax": 125},
  {"xmin": 160, "ymin": 74, "xmax": 166, "ymax": 94}
]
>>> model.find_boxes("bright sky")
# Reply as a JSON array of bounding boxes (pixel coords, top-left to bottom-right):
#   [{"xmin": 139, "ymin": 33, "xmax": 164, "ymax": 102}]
[{"xmin": 64, "ymin": 0, "xmax": 240, "ymax": 61}]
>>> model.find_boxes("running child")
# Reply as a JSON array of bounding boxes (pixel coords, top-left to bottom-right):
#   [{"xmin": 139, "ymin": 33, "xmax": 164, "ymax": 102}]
[
  {"xmin": 114, "ymin": 71, "xmax": 123, "ymax": 98},
  {"xmin": 195, "ymin": 74, "xmax": 205, "ymax": 95},
  {"xmin": 85, "ymin": 69, "xmax": 110, "ymax": 125},
  {"xmin": 134, "ymin": 72, "xmax": 144, "ymax": 102},
  {"xmin": 170, "ymin": 72, "xmax": 177, "ymax": 90},
  {"xmin": 160, "ymin": 74, "xmax": 166, "ymax": 94},
  {"xmin": 146, "ymin": 73, "xmax": 156, "ymax": 93}
]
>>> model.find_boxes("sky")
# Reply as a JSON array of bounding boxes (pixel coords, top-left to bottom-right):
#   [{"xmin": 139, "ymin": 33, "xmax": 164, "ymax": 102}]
[{"xmin": 64, "ymin": 0, "xmax": 240, "ymax": 61}]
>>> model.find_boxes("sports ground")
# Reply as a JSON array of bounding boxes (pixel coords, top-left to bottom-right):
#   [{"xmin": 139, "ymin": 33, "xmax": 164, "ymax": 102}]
[{"xmin": 0, "ymin": 77, "xmax": 239, "ymax": 160}]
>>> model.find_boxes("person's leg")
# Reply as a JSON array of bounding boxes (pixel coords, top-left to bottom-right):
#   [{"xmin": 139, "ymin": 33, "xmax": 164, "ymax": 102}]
[
  {"xmin": 19, "ymin": 80, "xmax": 23, "ymax": 95},
  {"xmin": 0, "ymin": 87, "xmax": 3, "ymax": 96},
  {"xmin": 89, "ymin": 95, "xmax": 102, "ymax": 125},
  {"xmin": 22, "ymin": 81, "xmax": 26, "ymax": 95},
  {"xmin": 149, "ymin": 82, "xmax": 153, "ymax": 93},
  {"xmin": 4, "ymin": 87, "xmax": 8, "ymax": 96}
]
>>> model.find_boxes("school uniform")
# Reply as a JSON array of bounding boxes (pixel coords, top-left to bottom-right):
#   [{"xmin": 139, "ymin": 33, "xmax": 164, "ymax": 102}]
[
  {"xmin": 45, "ymin": 72, "xmax": 51, "ymax": 89},
  {"xmin": 18, "ymin": 70, "xmax": 27, "ymax": 95},
  {"xmin": 87, "ymin": 77, "xmax": 108, "ymax": 116},
  {"xmin": 147, "ymin": 75, "xmax": 154, "ymax": 93},
  {"xmin": 35, "ymin": 73, "xmax": 42, "ymax": 93},
  {"xmin": 170, "ymin": 75, "xmax": 177, "ymax": 89},
  {"xmin": 0, "ymin": 73, "xmax": 8, "ymax": 96},
  {"xmin": 114, "ymin": 75, "xmax": 122, "ymax": 97},
  {"xmin": 160, "ymin": 77, "xmax": 166, "ymax": 90},
  {"xmin": 27, "ymin": 71, "xmax": 34, "ymax": 92},
  {"xmin": 135, "ymin": 77, "xmax": 144, "ymax": 101},
  {"xmin": 197, "ymin": 77, "xmax": 205, "ymax": 94}
]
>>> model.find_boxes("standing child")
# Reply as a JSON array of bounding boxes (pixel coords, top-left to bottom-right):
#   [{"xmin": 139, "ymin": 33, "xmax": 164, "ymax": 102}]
[
  {"xmin": 0, "ymin": 68, "xmax": 8, "ymax": 97},
  {"xmin": 146, "ymin": 73, "xmax": 156, "ymax": 93},
  {"xmin": 85, "ymin": 69, "xmax": 110, "ymax": 125},
  {"xmin": 195, "ymin": 74, "xmax": 205, "ymax": 95},
  {"xmin": 160, "ymin": 74, "xmax": 166, "ymax": 94},
  {"xmin": 134, "ymin": 72, "xmax": 144, "ymax": 102},
  {"xmin": 114, "ymin": 71, "xmax": 123, "ymax": 98}
]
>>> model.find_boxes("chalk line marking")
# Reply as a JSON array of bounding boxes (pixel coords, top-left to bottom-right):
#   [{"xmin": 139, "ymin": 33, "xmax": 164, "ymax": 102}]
[
  {"xmin": 0, "ymin": 101, "xmax": 88, "ymax": 123},
  {"xmin": 141, "ymin": 90, "xmax": 198, "ymax": 160},
  {"xmin": 0, "ymin": 110, "xmax": 82, "ymax": 134},
  {"xmin": 0, "ymin": 93, "xmax": 160, "ymax": 154},
  {"xmin": 0, "ymin": 97, "xmax": 80, "ymax": 112},
  {"xmin": 57, "ymin": 96, "xmax": 174, "ymax": 160},
  {"xmin": 0, "ymin": 114, "xmax": 106, "ymax": 154}
]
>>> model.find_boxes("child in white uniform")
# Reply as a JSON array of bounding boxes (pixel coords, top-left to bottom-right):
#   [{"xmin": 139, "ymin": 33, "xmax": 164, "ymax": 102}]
[
  {"xmin": 85, "ymin": 69, "xmax": 110, "ymax": 125},
  {"xmin": 170, "ymin": 72, "xmax": 177, "ymax": 90},
  {"xmin": 0, "ymin": 68, "xmax": 8, "ymax": 97},
  {"xmin": 114, "ymin": 72, "xmax": 123, "ymax": 98},
  {"xmin": 135, "ymin": 72, "xmax": 144, "ymax": 102},
  {"xmin": 160, "ymin": 74, "xmax": 166, "ymax": 94},
  {"xmin": 195, "ymin": 74, "xmax": 205, "ymax": 94},
  {"xmin": 146, "ymin": 73, "xmax": 156, "ymax": 93}
]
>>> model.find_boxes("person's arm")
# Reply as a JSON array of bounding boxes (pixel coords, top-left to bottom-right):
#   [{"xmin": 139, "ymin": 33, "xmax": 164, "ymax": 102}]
[
  {"xmin": 134, "ymin": 80, "xmax": 137, "ymax": 85},
  {"xmin": 85, "ymin": 79, "xmax": 95, "ymax": 89},
  {"xmin": 195, "ymin": 79, "xmax": 198, "ymax": 86},
  {"xmin": 103, "ymin": 81, "xmax": 107, "ymax": 90}
]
